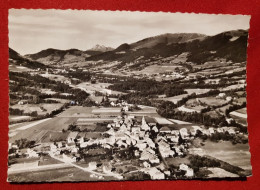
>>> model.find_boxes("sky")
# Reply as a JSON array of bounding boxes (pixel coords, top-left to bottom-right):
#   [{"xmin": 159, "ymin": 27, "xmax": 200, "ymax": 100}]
[{"xmin": 9, "ymin": 9, "xmax": 251, "ymax": 55}]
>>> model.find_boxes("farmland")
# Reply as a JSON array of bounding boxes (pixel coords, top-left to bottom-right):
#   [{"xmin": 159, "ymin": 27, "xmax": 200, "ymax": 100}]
[
  {"xmin": 198, "ymin": 140, "xmax": 251, "ymax": 171},
  {"xmin": 11, "ymin": 103, "xmax": 64, "ymax": 116},
  {"xmin": 157, "ymin": 94, "xmax": 189, "ymax": 104},
  {"xmin": 197, "ymin": 97, "xmax": 228, "ymax": 107},
  {"xmin": 7, "ymin": 25, "xmax": 251, "ymax": 181}
]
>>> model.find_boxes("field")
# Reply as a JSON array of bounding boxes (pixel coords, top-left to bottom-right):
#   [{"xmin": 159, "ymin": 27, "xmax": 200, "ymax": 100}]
[
  {"xmin": 166, "ymin": 124, "xmax": 200, "ymax": 131},
  {"xmin": 45, "ymin": 98, "xmax": 70, "ymax": 104},
  {"xmin": 76, "ymin": 82, "xmax": 125, "ymax": 95},
  {"xmin": 8, "ymin": 167, "xmax": 113, "ymax": 182},
  {"xmin": 217, "ymin": 104, "xmax": 233, "ymax": 115},
  {"xmin": 9, "ymin": 116, "xmax": 32, "ymax": 122},
  {"xmin": 40, "ymin": 88, "xmax": 57, "ymax": 95},
  {"xmin": 154, "ymin": 117, "xmax": 173, "ymax": 125},
  {"xmin": 9, "ymin": 106, "xmax": 124, "ymax": 143},
  {"xmin": 230, "ymin": 115, "xmax": 247, "ymax": 126},
  {"xmin": 185, "ymin": 98, "xmax": 207, "ymax": 112},
  {"xmin": 197, "ymin": 97, "xmax": 228, "ymax": 107},
  {"xmin": 137, "ymin": 64, "xmax": 181, "ymax": 75},
  {"xmin": 199, "ymin": 140, "xmax": 251, "ymax": 170},
  {"xmin": 165, "ymin": 157, "xmax": 190, "ymax": 167},
  {"xmin": 40, "ymin": 73, "xmax": 68, "ymax": 83},
  {"xmin": 230, "ymin": 107, "xmax": 247, "ymax": 126},
  {"xmin": 157, "ymin": 94, "xmax": 189, "ymax": 104},
  {"xmin": 58, "ymin": 106, "xmax": 94, "ymax": 117},
  {"xmin": 235, "ymin": 107, "xmax": 247, "ymax": 114},
  {"xmin": 207, "ymin": 168, "xmax": 239, "ymax": 178},
  {"xmin": 221, "ymin": 84, "xmax": 245, "ymax": 91},
  {"xmin": 9, "ymin": 117, "xmax": 77, "ymax": 143},
  {"xmin": 185, "ymin": 88, "xmax": 211, "ymax": 95},
  {"xmin": 177, "ymin": 105, "xmax": 201, "ymax": 113},
  {"xmin": 11, "ymin": 103, "xmax": 64, "ymax": 116},
  {"xmin": 168, "ymin": 119, "xmax": 191, "ymax": 124},
  {"xmin": 9, "ymin": 64, "xmax": 32, "ymax": 72},
  {"xmin": 233, "ymin": 97, "xmax": 246, "ymax": 105}
]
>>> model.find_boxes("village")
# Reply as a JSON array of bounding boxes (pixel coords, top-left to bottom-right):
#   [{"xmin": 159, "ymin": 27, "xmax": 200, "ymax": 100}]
[{"xmin": 8, "ymin": 96, "xmax": 249, "ymax": 181}]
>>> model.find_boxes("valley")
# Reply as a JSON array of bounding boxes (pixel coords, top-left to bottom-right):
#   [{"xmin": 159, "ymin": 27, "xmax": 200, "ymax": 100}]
[{"xmin": 8, "ymin": 29, "xmax": 250, "ymax": 181}]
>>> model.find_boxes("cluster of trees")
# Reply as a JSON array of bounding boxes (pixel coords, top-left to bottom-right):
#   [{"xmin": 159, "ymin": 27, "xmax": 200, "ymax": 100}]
[
  {"xmin": 225, "ymin": 102, "xmax": 246, "ymax": 117},
  {"xmin": 157, "ymin": 104, "xmax": 227, "ymax": 127},
  {"xmin": 210, "ymin": 132, "xmax": 248, "ymax": 144},
  {"xmin": 9, "ymin": 108, "xmax": 38, "ymax": 117},
  {"xmin": 196, "ymin": 130, "xmax": 248, "ymax": 144},
  {"xmin": 108, "ymin": 78, "xmax": 187, "ymax": 97},
  {"xmin": 9, "ymin": 103, "xmax": 69, "ymax": 124},
  {"xmin": 189, "ymin": 155, "xmax": 221, "ymax": 173},
  {"xmin": 64, "ymin": 70, "xmax": 92, "ymax": 82},
  {"xmin": 10, "ymin": 71, "xmax": 90, "ymax": 104},
  {"xmin": 14, "ymin": 138, "xmax": 36, "ymax": 149}
]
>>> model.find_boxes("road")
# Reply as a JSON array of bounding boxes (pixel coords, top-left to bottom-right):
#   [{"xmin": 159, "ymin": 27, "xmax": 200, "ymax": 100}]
[
  {"xmin": 8, "ymin": 163, "xmax": 72, "ymax": 175},
  {"xmin": 49, "ymin": 153, "xmax": 122, "ymax": 179}
]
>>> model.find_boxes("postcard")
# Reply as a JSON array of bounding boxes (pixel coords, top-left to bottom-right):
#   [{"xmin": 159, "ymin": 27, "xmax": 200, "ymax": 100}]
[{"xmin": 8, "ymin": 9, "xmax": 251, "ymax": 182}]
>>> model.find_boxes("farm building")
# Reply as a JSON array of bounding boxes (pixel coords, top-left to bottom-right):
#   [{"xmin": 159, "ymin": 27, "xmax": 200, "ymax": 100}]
[{"xmin": 67, "ymin": 132, "xmax": 79, "ymax": 144}]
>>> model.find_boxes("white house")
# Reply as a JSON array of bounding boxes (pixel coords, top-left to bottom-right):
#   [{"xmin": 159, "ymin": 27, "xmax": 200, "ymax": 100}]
[
  {"xmin": 148, "ymin": 167, "xmax": 165, "ymax": 180},
  {"xmin": 67, "ymin": 132, "xmax": 79, "ymax": 144},
  {"xmin": 27, "ymin": 149, "xmax": 39, "ymax": 158},
  {"xmin": 179, "ymin": 164, "xmax": 194, "ymax": 177},
  {"xmin": 88, "ymin": 162, "xmax": 97, "ymax": 170},
  {"xmin": 179, "ymin": 128, "xmax": 189, "ymax": 139}
]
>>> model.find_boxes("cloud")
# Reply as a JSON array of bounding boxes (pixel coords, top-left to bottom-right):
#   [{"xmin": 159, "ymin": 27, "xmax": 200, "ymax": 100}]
[{"xmin": 8, "ymin": 9, "xmax": 250, "ymax": 55}]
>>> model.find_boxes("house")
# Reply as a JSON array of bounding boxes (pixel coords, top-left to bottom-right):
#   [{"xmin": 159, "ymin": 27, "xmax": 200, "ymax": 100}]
[
  {"xmin": 105, "ymin": 128, "xmax": 115, "ymax": 136},
  {"xmin": 50, "ymin": 143, "xmax": 57, "ymax": 152},
  {"xmin": 136, "ymin": 141, "xmax": 147, "ymax": 150},
  {"xmin": 146, "ymin": 138, "xmax": 156, "ymax": 148},
  {"xmin": 217, "ymin": 128, "xmax": 224, "ymax": 133},
  {"xmin": 190, "ymin": 126, "xmax": 203, "ymax": 136},
  {"xmin": 88, "ymin": 162, "xmax": 97, "ymax": 170},
  {"xmin": 18, "ymin": 100, "xmax": 28, "ymax": 105},
  {"xmin": 152, "ymin": 126, "xmax": 159, "ymax": 133},
  {"xmin": 166, "ymin": 134, "xmax": 179, "ymax": 143},
  {"xmin": 123, "ymin": 106, "xmax": 129, "ymax": 112},
  {"xmin": 160, "ymin": 126, "xmax": 171, "ymax": 133},
  {"xmin": 27, "ymin": 148, "xmax": 39, "ymax": 158},
  {"xmin": 67, "ymin": 132, "xmax": 79, "ymax": 144},
  {"xmin": 105, "ymin": 136, "xmax": 116, "ymax": 145},
  {"xmin": 179, "ymin": 128, "xmax": 189, "ymax": 139},
  {"xmin": 141, "ymin": 122, "xmax": 150, "ymax": 131},
  {"xmin": 143, "ymin": 161, "xmax": 151, "ymax": 168},
  {"xmin": 179, "ymin": 164, "xmax": 194, "ymax": 177},
  {"xmin": 110, "ymin": 102, "xmax": 116, "ymax": 106},
  {"xmin": 115, "ymin": 132, "xmax": 127, "ymax": 141},
  {"xmin": 158, "ymin": 140, "xmax": 174, "ymax": 157},
  {"xmin": 116, "ymin": 139, "xmax": 127, "ymax": 148},
  {"xmin": 131, "ymin": 126, "xmax": 140, "ymax": 133},
  {"xmin": 226, "ymin": 96, "xmax": 232, "ymax": 101},
  {"xmin": 63, "ymin": 154, "xmax": 76, "ymax": 163},
  {"xmin": 218, "ymin": 93, "xmax": 226, "ymax": 98},
  {"xmin": 208, "ymin": 127, "xmax": 215, "ymax": 135},
  {"xmin": 140, "ymin": 150, "xmax": 160, "ymax": 164},
  {"xmin": 103, "ymin": 163, "xmax": 112, "ymax": 173},
  {"xmin": 226, "ymin": 118, "xmax": 233, "ymax": 124},
  {"xmin": 227, "ymin": 128, "xmax": 236, "ymax": 135},
  {"xmin": 147, "ymin": 167, "xmax": 165, "ymax": 180}
]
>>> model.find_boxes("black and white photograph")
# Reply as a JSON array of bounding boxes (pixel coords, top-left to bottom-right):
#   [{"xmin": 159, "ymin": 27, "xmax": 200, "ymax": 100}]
[{"xmin": 8, "ymin": 9, "xmax": 251, "ymax": 182}]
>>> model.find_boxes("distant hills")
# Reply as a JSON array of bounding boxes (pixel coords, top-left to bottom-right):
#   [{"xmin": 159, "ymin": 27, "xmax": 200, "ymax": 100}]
[
  {"xmin": 11, "ymin": 29, "xmax": 249, "ymax": 69},
  {"xmin": 9, "ymin": 48, "xmax": 48, "ymax": 69},
  {"xmin": 85, "ymin": 30, "xmax": 248, "ymax": 65}
]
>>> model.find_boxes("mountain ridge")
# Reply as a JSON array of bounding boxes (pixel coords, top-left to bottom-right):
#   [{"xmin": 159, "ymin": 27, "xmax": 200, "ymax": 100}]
[{"xmin": 19, "ymin": 29, "xmax": 248, "ymax": 68}]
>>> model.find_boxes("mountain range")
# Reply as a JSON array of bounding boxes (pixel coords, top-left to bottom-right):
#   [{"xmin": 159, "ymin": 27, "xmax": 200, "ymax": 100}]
[{"xmin": 10, "ymin": 29, "xmax": 248, "ymax": 69}]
